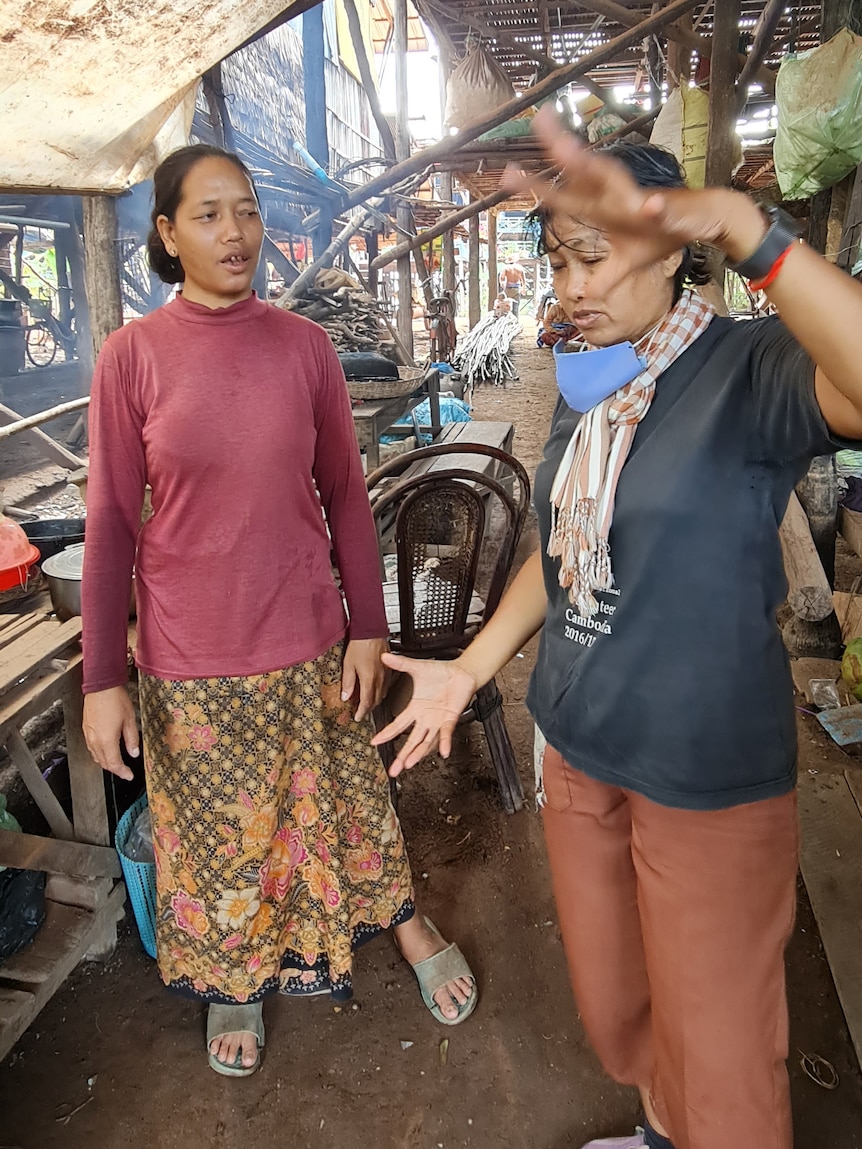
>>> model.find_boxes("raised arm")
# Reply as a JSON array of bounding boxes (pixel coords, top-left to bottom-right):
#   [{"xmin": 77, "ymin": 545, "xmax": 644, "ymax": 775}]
[{"xmin": 514, "ymin": 106, "xmax": 862, "ymax": 437}]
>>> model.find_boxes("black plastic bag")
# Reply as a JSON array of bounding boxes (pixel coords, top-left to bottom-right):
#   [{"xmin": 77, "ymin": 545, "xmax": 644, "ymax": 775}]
[{"xmin": 0, "ymin": 867, "xmax": 46, "ymax": 966}]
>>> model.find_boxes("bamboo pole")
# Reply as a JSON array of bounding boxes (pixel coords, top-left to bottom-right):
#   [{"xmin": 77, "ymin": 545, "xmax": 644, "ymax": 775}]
[
  {"xmin": 307, "ymin": 0, "xmax": 701, "ymax": 225},
  {"xmin": 0, "ymin": 397, "xmax": 91, "ymax": 440}
]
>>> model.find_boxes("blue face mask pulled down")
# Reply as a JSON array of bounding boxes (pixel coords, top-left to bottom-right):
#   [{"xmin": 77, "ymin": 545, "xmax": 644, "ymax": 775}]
[{"xmin": 553, "ymin": 339, "xmax": 647, "ymax": 412}]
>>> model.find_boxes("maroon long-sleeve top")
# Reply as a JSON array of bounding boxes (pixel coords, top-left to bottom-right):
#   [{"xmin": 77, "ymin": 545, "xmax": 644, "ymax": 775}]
[{"xmin": 82, "ymin": 293, "xmax": 387, "ymax": 693}]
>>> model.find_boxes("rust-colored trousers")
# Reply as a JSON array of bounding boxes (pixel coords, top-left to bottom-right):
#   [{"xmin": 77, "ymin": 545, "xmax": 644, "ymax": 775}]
[{"xmin": 541, "ymin": 746, "xmax": 799, "ymax": 1149}]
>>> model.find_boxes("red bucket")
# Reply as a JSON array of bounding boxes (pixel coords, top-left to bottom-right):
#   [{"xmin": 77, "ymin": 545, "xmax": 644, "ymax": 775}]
[{"xmin": 0, "ymin": 517, "xmax": 41, "ymax": 592}]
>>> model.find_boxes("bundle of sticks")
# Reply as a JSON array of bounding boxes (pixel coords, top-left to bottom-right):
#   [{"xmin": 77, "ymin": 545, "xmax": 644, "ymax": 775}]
[
  {"xmin": 452, "ymin": 312, "xmax": 521, "ymax": 393},
  {"xmin": 278, "ymin": 269, "xmax": 384, "ymax": 351}
]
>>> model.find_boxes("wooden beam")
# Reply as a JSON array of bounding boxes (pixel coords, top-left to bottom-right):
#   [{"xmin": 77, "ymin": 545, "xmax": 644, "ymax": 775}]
[
  {"xmin": 394, "ymin": 0, "xmax": 414, "ymax": 358},
  {"xmin": 567, "ymin": 0, "xmax": 777, "ymax": 94},
  {"xmin": 837, "ymin": 163, "xmax": 862, "ymax": 272},
  {"xmin": 4, "ymin": 730, "xmax": 76, "ymax": 842},
  {"xmin": 737, "ymin": 0, "xmax": 785, "ymax": 95},
  {"xmin": 487, "ymin": 210, "xmax": 498, "ymax": 316},
  {"xmin": 342, "ymin": 0, "xmax": 396, "ymax": 160},
  {"xmin": 705, "ymin": 0, "xmax": 741, "ymax": 189},
  {"xmin": 421, "ymin": 0, "xmax": 638, "ymax": 122},
  {"xmin": 320, "ymin": 0, "xmax": 703, "ymax": 217},
  {"xmin": 468, "ymin": 206, "xmax": 481, "ymax": 328},
  {"xmin": 0, "ymin": 829, "xmax": 121, "ymax": 879},
  {"xmin": 369, "ymin": 106, "xmax": 660, "ymax": 272},
  {"xmin": 303, "ymin": 4, "xmax": 333, "ymax": 252}
]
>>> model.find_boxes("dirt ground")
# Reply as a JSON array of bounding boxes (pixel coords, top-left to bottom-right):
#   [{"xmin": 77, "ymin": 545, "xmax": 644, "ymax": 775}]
[{"xmin": 1, "ymin": 327, "xmax": 861, "ymax": 1148}]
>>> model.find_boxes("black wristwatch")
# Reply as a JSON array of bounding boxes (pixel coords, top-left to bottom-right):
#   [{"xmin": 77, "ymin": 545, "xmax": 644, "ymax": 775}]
[{"xmin": 727, "ymin": 205, "xmax": 801, "ymax": 280}]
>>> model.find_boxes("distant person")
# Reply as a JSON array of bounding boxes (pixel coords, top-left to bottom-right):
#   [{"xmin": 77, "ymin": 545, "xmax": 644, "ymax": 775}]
[
  {"xmin": 493, "ymin": 291, "xmax": 513, "ymax": 317},
  {"xmin": 499, "ymin": 253, "xmax": 526, "ymax": 315},
  {"xmin": 81, "ymin": 144, "xmax": 477, "ymax": 1080}
]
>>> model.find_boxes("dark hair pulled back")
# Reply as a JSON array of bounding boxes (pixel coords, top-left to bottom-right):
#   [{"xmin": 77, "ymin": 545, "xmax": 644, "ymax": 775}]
[
  {"xmin": 530, "ymin": 141, "xmax": 712, "ymax": 303},
  {"xmin": 147, "ymin": 144, "xmax": 257, "ymax": 284}
]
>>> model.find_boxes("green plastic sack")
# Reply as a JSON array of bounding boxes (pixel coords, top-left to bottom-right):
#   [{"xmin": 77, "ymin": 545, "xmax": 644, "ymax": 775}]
[{"xmin": 773, "ymin": 28, "xmax": 862, "ymax": 200}]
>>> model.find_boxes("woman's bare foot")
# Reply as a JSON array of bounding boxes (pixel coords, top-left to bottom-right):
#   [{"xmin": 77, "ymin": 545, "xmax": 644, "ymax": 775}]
[
  {"xmin": 210, "ymin": 1029, "xmax": 260, "ymax": 1069},
  {"xmin": 394, "ymin": 915, "xmax": 474, "ymax": 1021}
]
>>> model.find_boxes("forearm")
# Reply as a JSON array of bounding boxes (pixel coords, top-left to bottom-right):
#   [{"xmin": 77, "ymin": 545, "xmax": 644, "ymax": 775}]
[{"xmin": 455, "ymin": 549, "xmax": 547, "ymax": 689}]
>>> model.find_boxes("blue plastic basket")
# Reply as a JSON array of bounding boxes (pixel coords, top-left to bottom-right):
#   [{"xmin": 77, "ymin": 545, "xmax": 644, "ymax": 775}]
[{"xmin": 115, "ymin": 793, "xmax": 157, "ymax": 959}]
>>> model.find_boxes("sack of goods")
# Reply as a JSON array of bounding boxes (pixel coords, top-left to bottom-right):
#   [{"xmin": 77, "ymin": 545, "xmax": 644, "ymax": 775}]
[{"xmin": 444, "ymin": 45, "xmax": 515, "ymax": 130}]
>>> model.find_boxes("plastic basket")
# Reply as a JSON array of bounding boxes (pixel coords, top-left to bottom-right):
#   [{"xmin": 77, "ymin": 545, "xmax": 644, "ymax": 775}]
[{"xmin": 115, "ymin": 793, "xmax": 157, "ymax": 959}]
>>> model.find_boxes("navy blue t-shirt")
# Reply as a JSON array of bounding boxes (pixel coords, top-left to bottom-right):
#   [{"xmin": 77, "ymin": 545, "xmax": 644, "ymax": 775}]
[{"xmin": 528, "ymin": 315, "xmax": 847, "ymax": 810}]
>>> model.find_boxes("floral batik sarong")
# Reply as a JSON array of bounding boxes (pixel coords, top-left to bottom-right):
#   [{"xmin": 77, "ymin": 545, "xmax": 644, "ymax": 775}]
[{"xmin": 138, "ymin": 643, "xmax": 414, "ymax": 1004}]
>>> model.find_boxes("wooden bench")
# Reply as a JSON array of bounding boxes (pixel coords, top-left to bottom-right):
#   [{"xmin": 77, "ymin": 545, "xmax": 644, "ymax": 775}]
[
  {"xmin": 368, "ymin": 419, "xmax": 516, "ymax": 551},
  {"xmin": 0, "ymin": 599, "xmax": 127, "ymax": 1061}
]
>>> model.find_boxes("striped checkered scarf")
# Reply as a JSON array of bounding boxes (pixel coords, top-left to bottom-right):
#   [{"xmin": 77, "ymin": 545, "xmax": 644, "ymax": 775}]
[{"xmin": 548, "ymin": 288, "xmax": 715, "ymax": 617}]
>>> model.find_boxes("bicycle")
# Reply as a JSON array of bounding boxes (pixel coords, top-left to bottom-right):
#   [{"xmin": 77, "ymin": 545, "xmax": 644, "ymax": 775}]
[{"xmin": 24, "ymin": 299, "xmax": 76, "ymax": 368}]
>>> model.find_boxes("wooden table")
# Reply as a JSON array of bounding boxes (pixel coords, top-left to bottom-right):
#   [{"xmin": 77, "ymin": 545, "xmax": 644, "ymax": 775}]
[
  {"xmin": 0, "ymin": 598, "xmax": 126, "ymax": 1061},
  {"xmin": 351, "ymin": 370, "xmax": 442, "ymax": 471}
]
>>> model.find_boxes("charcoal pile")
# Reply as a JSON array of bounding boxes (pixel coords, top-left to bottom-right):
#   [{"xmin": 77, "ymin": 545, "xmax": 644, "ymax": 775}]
[{"xmin": 278, "ymin": 268, "xmax": 385, "ymax": 351}]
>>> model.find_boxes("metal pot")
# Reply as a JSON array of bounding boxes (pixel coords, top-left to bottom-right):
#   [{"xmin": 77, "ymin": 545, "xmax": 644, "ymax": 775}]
[
  {"xmin": 22, "ymin": 518, "xmax": 86, "ymax": 563},
  {"xmin": 41, "ymin": 544, "xmax": 135, "ymax": 622}
]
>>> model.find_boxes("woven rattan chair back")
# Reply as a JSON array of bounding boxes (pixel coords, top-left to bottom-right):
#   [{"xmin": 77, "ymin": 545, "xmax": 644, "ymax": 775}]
[{"xmin": 394, "ymin": 478, "xmax": 486, "ymax": 652}]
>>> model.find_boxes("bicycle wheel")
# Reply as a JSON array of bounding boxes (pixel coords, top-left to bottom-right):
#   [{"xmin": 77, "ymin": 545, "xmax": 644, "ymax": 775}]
[{"xmin": 25, "ymin": 323, "xmax": 58, "ymax": 368}]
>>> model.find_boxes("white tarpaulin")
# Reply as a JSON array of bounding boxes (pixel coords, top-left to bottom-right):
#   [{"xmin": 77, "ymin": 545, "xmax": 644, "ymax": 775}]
[{"xmin": 0, "ymin": 0, "xmax": 301, "ymax": 193}]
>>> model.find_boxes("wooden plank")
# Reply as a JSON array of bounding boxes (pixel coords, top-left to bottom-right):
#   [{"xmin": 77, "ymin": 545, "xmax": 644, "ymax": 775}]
[
  {"xmin": 4, "ymin": 729, "xmax": 76, "ymax": 841},
  {"xmin": 0, "ymin": 610, "xmax": 47, "ymax": 651},
  {"xmin": 0, "ymin": 651, "xmax": 79, "ymax": 742},
  {"xmin": 798, "ymin": 771, "xmax": 862, "ymax": 1067},
  {"xmin": 0, "ymin": 829, "xmax": 121, "ymax": 879},
  {"xmin": 0, "ymin": 885, "xmax": 126, "ymax": 1061},
  {"xmin": 0, "ymin": 617, "xmax": 82, "ymax": 696}
]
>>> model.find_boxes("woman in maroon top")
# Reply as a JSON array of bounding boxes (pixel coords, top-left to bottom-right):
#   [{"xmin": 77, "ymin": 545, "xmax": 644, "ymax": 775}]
[{"xmin": 82, "ymin": 145, "xmax": 476, "ymax": 1076}]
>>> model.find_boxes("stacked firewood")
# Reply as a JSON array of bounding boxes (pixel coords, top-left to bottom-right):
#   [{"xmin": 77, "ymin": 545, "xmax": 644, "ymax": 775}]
[{"xmin": 278, "ymin": 268, "xmax": 383, "ymax": 351}]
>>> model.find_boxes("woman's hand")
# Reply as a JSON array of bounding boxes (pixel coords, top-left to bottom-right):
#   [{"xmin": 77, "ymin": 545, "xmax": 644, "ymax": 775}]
[
  {"xmin": 507, "ymin": 105, "xmax": 766, "ymax": 296},
  {"xmin": 341, "ymin": 637, "xmax": 389, "ymax": 722},
  {"xmin": 371, "ymin": 653, "xmax": 479, "ymax": 775},
  {"xmin": 83, "ymin": 686, "xmax": 139, "ymax": 780}
]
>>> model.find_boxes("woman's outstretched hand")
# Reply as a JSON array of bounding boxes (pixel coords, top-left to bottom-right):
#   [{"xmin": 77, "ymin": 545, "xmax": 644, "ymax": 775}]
[
  {"xmin": 505, "ymin": 105, "xmax": 765, "ymax": 296},
  {"xmin": 371, "ymin": 652, "xmax": 479, "ymax": 775}
]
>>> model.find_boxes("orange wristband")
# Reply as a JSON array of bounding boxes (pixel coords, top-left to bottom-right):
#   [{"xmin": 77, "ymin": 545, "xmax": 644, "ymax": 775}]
[{"xmin": 748, "ymin": 241, "xmax": 798, "ymax": 292}]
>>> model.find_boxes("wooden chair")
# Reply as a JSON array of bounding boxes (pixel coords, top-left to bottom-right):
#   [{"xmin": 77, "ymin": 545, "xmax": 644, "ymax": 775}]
[{"xmin": 366, "ymin": 442, "xmax": 531, "ymax": 813}]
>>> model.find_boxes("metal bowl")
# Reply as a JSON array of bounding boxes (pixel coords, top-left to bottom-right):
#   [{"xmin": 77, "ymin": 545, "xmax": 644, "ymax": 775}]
[{"xmin": 41, "ymin": 544, "xmax": 135, "ymax": 621}]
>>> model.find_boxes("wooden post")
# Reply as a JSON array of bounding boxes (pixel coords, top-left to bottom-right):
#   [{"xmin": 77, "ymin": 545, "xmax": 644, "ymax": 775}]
[
  {"xmin": 468, "ymin": 204, "xmax": 481, "ymax": 328},
  {"xmin": 705, "ymin": 0, "xmax": 741, "ymax": 189},
  {"xmin": 441, "ymin": 173, "xmax": 456, "ymax": 296},
  {"xmin": 81, "ymin": 196, "xmax": 123, "ymax": 364},
  {"xmin": 394, "ymin": 0, "xmax": 413, "ymax": 358},
  {"xmin": 487, "ymin": 211, "xmax": 498, "ymax": 316}
]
